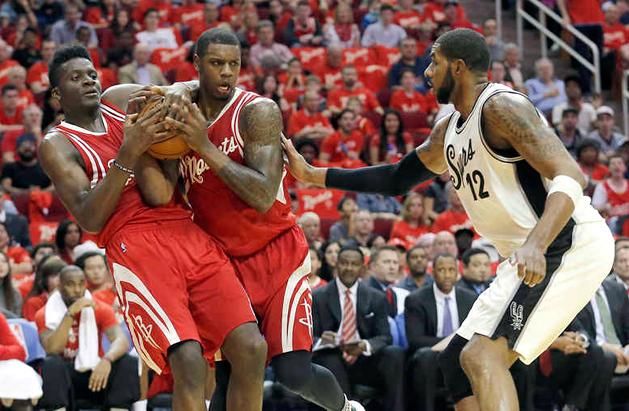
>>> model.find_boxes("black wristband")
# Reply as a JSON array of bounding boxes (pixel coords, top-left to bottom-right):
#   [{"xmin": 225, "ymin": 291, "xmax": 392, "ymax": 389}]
[{"xmin": 325, "ymin": 151, "xmax": 436, "ymax": 196}]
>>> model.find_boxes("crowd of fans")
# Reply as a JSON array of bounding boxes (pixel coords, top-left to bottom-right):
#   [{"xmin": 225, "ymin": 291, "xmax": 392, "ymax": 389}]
[{"xmin": 0, "ymin": 0, "xmax": 628, "ymax": 409}]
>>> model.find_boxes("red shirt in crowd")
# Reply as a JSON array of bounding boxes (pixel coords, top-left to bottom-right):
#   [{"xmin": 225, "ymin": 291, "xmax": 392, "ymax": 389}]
[
  {"xmin": 390, "ymin": 220, "xmax": 431, "ymax": 249},
  {"xmin": 0, "ymin": 314, "xmax": 26, "ymax": 361},
  {"xmin": 432, "ymin": 209, "xmax": 473, "ymax": 234},
  {"xmin": 320, "ymin": 130, "xmax": 365, "ymax": 163},
  {"xmin": 35, "ymin": 299, "xmax": 118, "ymax": 360},
  {"xmin": 15, "ymin": 89, "xmax": 35, "ymax": 111},
  {"xmin": 0, "ymin": 107, "xmax": 23, "ymax": 126},
  {"xmin": 313, "ymin": 65, "xmax": 343, "ymax": 89},
  {"xmin": 603, "ymin": 23, "xmax": 628, "ymax": 50},
  {"xmin": 26, "ymin": 61, "xmax": 49, "ymax": 92},
  {"xmin": 394, "ymin": 10, "xmax": 425, "ymax": 29},
  {"xmin": 423, "ymin": 2, "xmax": 466, "ymax": 24},
  {"xmin": 564, "ymin": 0, "xmax": 604, "ymax": 24},
  {"xmin": 370, "ymin": 132, "xmax": 414, "ymax": 163},
  {"xmin": 287, "ymin": 109, "xmax": 332, "ymax": 137},
  {"xmin": 0, "ymin": 59, "xmax": 19, "ymax": 87},
  {"xmin": 171, "ymin": 3, "xmax": 204, "ymax": 28},
  {"xmin": 390, "ymin": 90, "xmax": 436, "ymax": 114},
  {"xmin": 22, "ymin": 293, "xmax": 48, "ymax": 322},
  {"xmin": 581, "ymin": 163, "xmax": 609, "ymax": 182},
  {"xmin": 328, "ymin": 87, "xmax": 381, "ymax": 113},
  {"xmin": 134, "ymin": 0, "xmax": 174, "ymax": 26}
]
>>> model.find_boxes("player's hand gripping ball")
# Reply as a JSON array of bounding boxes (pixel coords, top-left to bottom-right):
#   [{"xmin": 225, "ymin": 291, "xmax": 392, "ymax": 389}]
[{"xmin": 138, "ymin": 96, "xmax": 191, "ymax": 160}]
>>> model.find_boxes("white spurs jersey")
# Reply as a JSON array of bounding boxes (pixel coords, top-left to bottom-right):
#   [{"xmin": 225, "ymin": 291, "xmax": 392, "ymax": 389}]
[{"xmin": 442, "ymin": 83, "xmax": 602, "ymax": 257}]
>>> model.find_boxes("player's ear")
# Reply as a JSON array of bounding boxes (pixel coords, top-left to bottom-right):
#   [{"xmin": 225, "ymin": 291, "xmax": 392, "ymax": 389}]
[
  {"xmin": 193, "ymin": 53, "xmax": 200, "ymax": 72},
  {"xmin": 452, "ymin": 59, "xmax": 465, "ymax": 76},
  {"xmin": 51, "ymin": 87, "xmax": 60, "ymax": 100}
]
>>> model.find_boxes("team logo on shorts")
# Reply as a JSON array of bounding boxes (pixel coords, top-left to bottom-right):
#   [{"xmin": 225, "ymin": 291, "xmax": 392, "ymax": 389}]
[
  {"xmin": 509, "ymin": 302, "xmax": 524, "ymax": 331},
  {"xmin": 298, "ymin": 300, "xmax": 313, "ymax": 337}
]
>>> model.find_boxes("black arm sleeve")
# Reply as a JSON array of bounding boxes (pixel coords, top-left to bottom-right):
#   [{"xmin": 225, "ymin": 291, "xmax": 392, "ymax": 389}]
[{"xmin": 324, "ymin": 151, "xmax": 436, "ymax": 196}]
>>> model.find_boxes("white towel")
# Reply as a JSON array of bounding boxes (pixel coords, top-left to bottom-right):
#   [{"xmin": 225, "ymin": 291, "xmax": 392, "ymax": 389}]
[{"xmin": 45, "ymin": 290, "xmax": 100, "ymax": 372}]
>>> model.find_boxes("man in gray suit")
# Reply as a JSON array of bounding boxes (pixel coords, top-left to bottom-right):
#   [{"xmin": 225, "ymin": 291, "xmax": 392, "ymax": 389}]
[{"xmin": 118, "ymin": 43, "xmax": 168, "ymax": 86}]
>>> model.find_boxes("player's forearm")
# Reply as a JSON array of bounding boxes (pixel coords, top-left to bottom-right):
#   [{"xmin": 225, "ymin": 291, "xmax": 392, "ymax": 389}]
[
  {"xmin": 104, "ymin": 337, "xmax": 129, "ymax": 362},
  {"xmin": 198, "ymin": 144, "xmax": 278, "ymax": 213},
  {"xmin": 134, "ymin": 155, "xmax": 178, "ymax": 207},
  {"xmin": 524, "ymin": 192, "xmax": 575, "ymax": 251},
  {"xmin": 42, "ymin": 318, "xmax": 73, "ymax": 354}
]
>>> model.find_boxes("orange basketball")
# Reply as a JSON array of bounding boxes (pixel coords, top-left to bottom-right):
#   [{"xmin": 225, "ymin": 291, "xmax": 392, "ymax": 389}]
[{"xmin": 138, "ymin": 97, "xmax": 190, "ymax": 160}]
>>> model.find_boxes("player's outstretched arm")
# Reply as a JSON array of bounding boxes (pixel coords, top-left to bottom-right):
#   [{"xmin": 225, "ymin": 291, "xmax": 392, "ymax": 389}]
[
  {"xmin": 282, "ymin": 115, "xmax": 450, "ymax": 196},
  {"xmin": 482, "ymin": 92, "xmax": 587, "ymax": 286}
]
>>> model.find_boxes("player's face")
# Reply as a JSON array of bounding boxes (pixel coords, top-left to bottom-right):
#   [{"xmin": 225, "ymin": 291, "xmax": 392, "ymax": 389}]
[
  {"xmin": 425, "ymin": 46, "xmax": 455, "ymax": 104},
  {"xmin": 84, "ymin": 255, "xmax": 109, "ymax": 287},
  {"xmin": 195, "ymin": 44, "xmax": 241, "ymax": 101},
  {"xmin": 60, "ymin": 270, "xmax": 87, "ymax": 306},
  {"xmin": 463, "ymin": 253, "xmax": 490, "ymax": 282},
  {"xmin": 337, "ymin": 250, "xmax": 364, "ymax": 288},
  {"xmin": 55, "ymin": 58, "xmax": 101, "ymax": 111},
  {"xmin": 407, "ymin": 247, "xmax": 428, "ymax": 274},
  {"xmin": 433, "ymin": 256, "xmax": 458, "ymax": 294}
]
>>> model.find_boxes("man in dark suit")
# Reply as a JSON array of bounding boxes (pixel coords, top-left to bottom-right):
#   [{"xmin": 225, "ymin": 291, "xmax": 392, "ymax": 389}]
[
  {"xmin": 365, "ymin": 245, "xmax": 407, "ymax": 317},
  {"xmin": 312, "ymin": 246, "xmax": 405, "ymax": 411},
  {"xmin": 405, "ymin": 253, "xmax": 477, "ymax": 411},
  {"xmin": 456, "ymin": 248, "xmax": 492, "ymax": 296}
]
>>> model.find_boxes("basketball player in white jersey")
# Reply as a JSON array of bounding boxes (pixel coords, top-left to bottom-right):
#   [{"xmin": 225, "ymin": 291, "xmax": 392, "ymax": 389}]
[{"xmin": 283, "ymin": 28, "xmax": 614, "ymax": 411}]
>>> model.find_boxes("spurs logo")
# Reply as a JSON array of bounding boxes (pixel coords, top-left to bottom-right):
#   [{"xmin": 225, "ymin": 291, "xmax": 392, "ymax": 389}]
[
  {"xmin": 133, "ymin": 315, "xmax": 160, "ymax": 349},
  {"xmin": 509, "ymin": 302, "xmax": 524, "ymax": 331}
]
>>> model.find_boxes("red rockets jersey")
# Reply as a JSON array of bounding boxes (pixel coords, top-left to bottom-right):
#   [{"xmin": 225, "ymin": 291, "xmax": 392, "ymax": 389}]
[
  {"xmin": 49, "ymin": 101, "xmax": 192, "ymax": 247},
  {"xmin": 180, "ymin": 88, "xmax": 296, "ymax": 257}
]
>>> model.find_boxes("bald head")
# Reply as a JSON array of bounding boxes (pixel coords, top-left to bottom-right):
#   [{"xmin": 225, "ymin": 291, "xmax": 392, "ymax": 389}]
[
  {"xmin": 134, "ymin": 43, "xmax": 152, "ymax": 65},
  {"xmin": 298, "ymin": 212, "xmax": 321, "ymax": 243},
  {"xmin": 433, "ymin": 231, "xmax": 458, "ymax": 257}
]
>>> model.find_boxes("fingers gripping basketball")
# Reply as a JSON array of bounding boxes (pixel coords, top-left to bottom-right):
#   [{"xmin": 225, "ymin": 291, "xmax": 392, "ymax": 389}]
[{"xmin": 138, "ymin": 96, "xmax": 191, "ymax": 160}]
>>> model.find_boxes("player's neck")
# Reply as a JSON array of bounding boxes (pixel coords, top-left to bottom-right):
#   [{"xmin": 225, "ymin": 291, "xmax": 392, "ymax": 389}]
[
  {"xmin": 63, "ymin": 106, "xmax": 104, "ymax": 132},
  {"xmin": 453, "ymin": 77, "xmax": 488, "ymax": 121},
  {"xmin": 198, "ymin": 88, "xmax": 233, "ymax": 122}
]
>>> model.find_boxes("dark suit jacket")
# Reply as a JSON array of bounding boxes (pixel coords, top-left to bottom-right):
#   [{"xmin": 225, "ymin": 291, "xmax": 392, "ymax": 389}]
[
  {"xmin": 575, "ymin": 278, "xmax": 629, "ymax": 346},
  {"xmin": 313, "ymin": 280, "xmax": 392, "ymax": 354},
  {"xmin": 456, "ymin": 278, "xmax": 490, "ymax": 296},
  {"xmin": 4, "ymin": 213, "xmax": 31, "ymax": 248},
  {"xmin": 404, "ymin": 285, "xmax": 478, "ymax": 352}
]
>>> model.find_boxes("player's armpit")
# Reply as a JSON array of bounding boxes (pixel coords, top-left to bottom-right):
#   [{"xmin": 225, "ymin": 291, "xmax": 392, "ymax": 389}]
[
  {"xmin": 416, "ymin": 113, "xmax": 451, "ymax": 175},
  {"xmin": 481, "ymin": 92, "xmax": 586, "ymax": 187}
]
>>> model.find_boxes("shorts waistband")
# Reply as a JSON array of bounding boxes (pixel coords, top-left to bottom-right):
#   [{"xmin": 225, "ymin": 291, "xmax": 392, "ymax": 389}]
[{"xmin": 106, "ymin": 218, "xmax": 193, "ymax": 245}]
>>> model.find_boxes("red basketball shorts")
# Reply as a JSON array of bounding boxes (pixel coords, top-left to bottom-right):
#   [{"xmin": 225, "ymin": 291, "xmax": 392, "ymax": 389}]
[
  {"xmin": 231, "ymin": 225, "xmax": 312, "ymax": 360},
  {"xmin": 106, "ymin": 220, "xmax": 255, "ymax": 374}
]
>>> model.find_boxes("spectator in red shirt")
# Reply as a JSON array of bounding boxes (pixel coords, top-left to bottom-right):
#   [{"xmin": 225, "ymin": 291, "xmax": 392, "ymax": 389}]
[
  {"xmin": 2, "ymin": 104, "xmax": 43, "ymax": 164},
  {"xmin": 0, "ymin": 85, "xmax": 23, "ymax": 133},
  {"xmin": 577, "ymin": 139, "xmax": 609, "ymax": 194},
  {"xmin": 390, "ymin": 69, "xmax": 438, "ymax": 119},
  {"xmin": 269, "ymin": 0, "xmax": 293, "ymax": 39},
  {"xmin": 23, "ymin": 255, "xmax": 65, "ymax": 322},
  {"xmin": 320, "ymin": 109, "xmax": 366, "ymax": 165},
  {"xmin": 346, "ymin": 96, "xmax": 376, "ymax": 138},
  {"xmin": 6, "ymin": 65, "xmax": 34, "ymax": 110},
  {"xmin": 287, "ymin": 90, "xmax": 333, "ymax": 140},
  {"xmin": 444, "ymin": 1, "xmax": 480, "ymax": 31},
  {"xmin": 314, "ymin": 44, "xmax": 343, "ymax": 90},
  {"xmin": 592, "ymin": 154, "xmax": 629, "ymax": 231},
  {"xmin": 0, "ymin": 250, "xmax": 21, "ymax": 317},
  {"xmin": 327, "ymin": 65, "xmax": 383, "ymax": 115},
  {"xmin": 133, "ymin": 0, "xmax": 173, "ymax": 28},
  {"xmin": 26, "ymin": 39, "xmax": 55, "ymax": 96},
  {"xmin": 171, "ymin": 0, "xmax": 205, "ymax": 35},
  {"xmin": 432, "ymin": 183, "xmax": 474, "ymax": 235},
  {"xmin": 0, "ymin": 39, "xmax": 19, "ymax": 88},
  {"xmin": 394, "ymin": 0, "xmax": 425, "ymax": 32},
  {"xmin": 11, "ymin": 26, "xmax": 41, "ymax": 70},
  {"xmin": 278, "ymin": 58, "xmax": 307, "ymax": 107},
  {"xmin": 601, "ymin": 3, "xmax": 627, "ymax": 88},
  {"xmin": 36, "ymin": 266, "xmax": 138, "ymax": 410},
  {"xmin": 84, "ymin": 0, "xmax": 118, "ymax": 29},
  {"xmin": 369, "ymin": 109, "xmax": 414, "ymax": 165},
  {"xmin": 0, "ymin": 222, "xmax": 31, "ymax": 277},
  {"xmin": 55, "ymin": 220, "xmax": 82, "ymax": 265},
  {"xmin": 423, "ymin": 0, "xmax": 467, "ymax": 25},
  {"xmin": 323, "ymin": 2, "xmax": 361, "ymax": 48},
  {"xmin": 285, "ymin": 0, "xmax": 324, "ymax": 48},
  {"xmin": 189, "ymin": 2, "xmax": 220, "ymax": 42},
  {"xmin": 390, "ymin": 192, "xmax": 432, "ymax": 249},
  {"xmin": 17, "ymin": 242, "xmax": 56, "ymax": 297},
  {"xmin": 237, "ymin": 42, "xmax": 256, "ymax": 91}
]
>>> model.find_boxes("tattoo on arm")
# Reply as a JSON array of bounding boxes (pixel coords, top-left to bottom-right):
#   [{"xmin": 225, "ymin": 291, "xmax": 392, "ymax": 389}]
[{"xmin": 216, "ymin": 99, "xmax": 284, "ymax": 212}]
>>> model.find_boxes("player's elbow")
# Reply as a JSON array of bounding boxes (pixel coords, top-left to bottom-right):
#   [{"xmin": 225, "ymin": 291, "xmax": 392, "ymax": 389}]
[
  {"xmin": 142, "ymin": 192, "xmax": 173, "ymax": 208},
  {"xmin": 253, "ymin": 195, "xmax": 275, "ymax": 213}
]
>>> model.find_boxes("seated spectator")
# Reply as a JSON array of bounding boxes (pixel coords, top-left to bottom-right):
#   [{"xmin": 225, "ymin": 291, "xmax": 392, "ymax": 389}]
[
  {"xmin": 555, "ymin": 107, "xmax": 585, "ymax": 158},
  {"xmin": 135, "ymin": 8, "xmax": 180, "ymax": 52},
  {"xmin": 0, "ymin": 222, "xmax": 31, "ymax": 277},
  {"xmin": 323, "ymin": 2, "xmax": 361, "ymax": 48},
  {"xmin": 592, "ymin": 154, "xmax": 629, "ymax": 233},
  {"xmin": 133, "ymin": 0, "xmax": 174, "ymax": 27},
  {"xmin": 388, "ymin": 37, "xmax": 430, "ymax": 88},
  {"xmin": 369, "ymin": 106, "xmax": 414, "ymax": 165},
  {"xmin": 443, "ymin": 1, "xmax": 479, "ymax": 31},
  {"xmin": 55, "ymin": 220, "xmax": 82, "ymax": 264},
  {"xmin": 75, "ymin": 251, "xmax": 110, "ymax": 294},
  {"xmin": 84, "ymin": 0, "xmax": 118, "ymax": 30},
  {"xmin": 298, "ymin": 211, "xmax": 324, "ymax": 250},
  {"xmin": 525, "ymin": 58, "xmax": 566, "ymax": 117},
  {"xmin": 278, "ymin": 58, "xmax": 306, "ymax": 107},
  {"xmin": 0, "ymin": 250, "xmax": 21, "ymax": 317},
  {"xmin": 577, "ymin": 139, "xmax": 609, "ymax": 195},
  {"xmin": 294, "ymin": 137, "xmax": 320, "ymax": 167},
  {"xmin": 118, "ymin": 43, "xmax": 168, "ymax": 86},
  {"xmin": 0, "ymin": 313, "xmax": 43, "ymax": 408},
  {"xmin": 36, "ymin": 266, "xmax": 138, "ymax": 410},
  {"xmin": 236, "ymin": 41, "xmax": 255, "ymax": 91},
  {"xmin": 2, "ymin": 104, "xmax": 43, "ymax": 164},
  {"xmin": 23, "ymin": 255, "xmax": 65, "ymax": 322},
  {"xmin": 329, "ymin": 196, "xmax": 358, "ymax": 243},
  {"xmin": 588, "ymin": 106, "xmax": 627, "ymax": 160},
  {"xmin": 285, "ymin": 1, "xmax": 323, "ymax": 48},
  {"xmin": 257, "ymin": 75, "xmax": 290, "ymax": 113},
  {"xmin": 483, "ymin": 18, "xmax": 504, "ymax": 62},
  {"xmin": 432, "ymin": 231, "xmax": 459, "ymax": 259},
  {"xmin": 552, "ymin": 75, "xmax": 596, "ymax": 136},
  {"xmin": 423, "ymin": 0, "xmax": 467, "ymax": 26},
  {"xmin": 320, "ymin": 240, "xmax": 341, "ymax": 281},
  {"xmin": 365, "ymin": 245, "xmax": 407, "ymax": 316},
  {"xmin": 397, "ymin": 245, "xmax": 433, "ymax": 292},
  {"xmin": 0, "ymin": 39, "xmax": 19, "ymax": 88},
  {"xmin": 26, "ymin": 39, "xmax": 55, "ymax": 96},
  {"xmin": 390, "ymin": 70, "xmax": 437, "ymax": 120},
  {"xmin": 361, "ymin": 5, "xmax": 407, "ymax": 48},
  {"xmin": 314, "ymin": 44, "xmax": 343, "ymax": 90},
  {"xmin": 250, "ymin": 20, "xmax": 294, "ymax": 72},
  {"xmin": 405, "ymin": 253, "xmax": 477, "ymax": 411},
  {"xmin": 394, "ymin": 0, "xmax": 424, "ymax": 32},
  {"xmin": 0, "ymin": 187, "xmax": 30, "ymax": 248},
  {"xmin": 269, "ymin": 0, "xmax": 293, "ymax": 37},
  {"xmin": 391, "ymin": 193, "xmax": 432, "ymax": 249},
  {"xmin": 457, "ymin": 248, "xmax": 492, "ymax": 296},
  {"xmin": 328, "ymin": 66, "xmax": 383, "ymax": 115},
  {"xmin": 0, "ymin": 84, "xmax": 23, "ymax": 133},
  {"xmin": 320, "ymin": 109, "xmax": 366, "ymax": 165},
  {"xmin": 432, "ymin": 183, "xmax": 473, "ymax": 234},
  {"xmin": 11, "ymin": 27, "xmax": 40, "ymax": 70},
  {"xmin": 238, "ymin": 9, "xmax": 259, "ymax": 46},
  {"xmin": 18, "ymin": 242, "xmax": 56, "ymax": 297},
  {"xmin": 346, "ymin": 96, "xmax": 377, "ymax": 137},
  {"xmin": 6, "ymin": 65, "xmax": 34, "ymax": 110},
  {"xmin": 424, "ymin": 173, "xmax": 450, "ymax": 223},
  {"xmin": 312, "ymin": 246, "xmax": 405, "ymax": 411},
  {"xmin": 357, "ymin": 191, "xmax": 401, "ymax": 219},
  {"xmin": 50, "ymin": 3, "xmax": 98, "ymax": 47},
  {"xmin": 308, "ymin": 247, "xmax": 327, "ymax": 290},
  {"xmin": 1, "ymin": 134, "xmax": 51, "ymax": 194},
  {"xmin": 609, "ymin": 245, "xmax": 628, "ymax": 292},
  {"xmin": 345, "ymin": 209, "xmax": 386, "ymax": 251},
  {"xmin": 287, "ymin": 90, "xmax": 333, "ymax": 140},
  {"xmin": 188, "ymin": 2, "xmax": 220, "ymax": 43},
  {"xmin": 109, "ymin": 9, "xmax": 136, "ymax": 40},
  {"xmin": 41, "ymin": 88, "xmax": 62, "ymax": 133}
]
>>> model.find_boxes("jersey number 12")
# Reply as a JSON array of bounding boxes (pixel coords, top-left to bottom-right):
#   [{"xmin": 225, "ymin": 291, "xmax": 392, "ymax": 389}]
[{"xmin": 465, "ymin": 170, "xmax": 490, "ymax": 201}]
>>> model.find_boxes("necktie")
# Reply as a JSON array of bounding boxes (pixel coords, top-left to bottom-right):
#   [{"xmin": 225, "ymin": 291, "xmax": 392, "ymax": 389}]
[
  {"xmin": 595, "ymin": 290, "xmax": 621, "ymax": 346},
  {"xmin": 341, "ymin": 289, "xmax": 358, "ymax": 364},
  {"xmin": 442, "ymin": 296, "xmax": 454, "ymax": 337}
]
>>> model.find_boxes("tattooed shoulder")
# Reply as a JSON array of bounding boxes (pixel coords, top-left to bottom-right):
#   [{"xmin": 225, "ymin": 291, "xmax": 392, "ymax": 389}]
[{"xmin": 239, "ymin": 97, "xmax": 283, "ymax": 144}]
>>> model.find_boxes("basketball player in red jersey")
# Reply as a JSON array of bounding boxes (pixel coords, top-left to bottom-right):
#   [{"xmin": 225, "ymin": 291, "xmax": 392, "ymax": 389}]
[
  {"xmin": 164, "ymin": 29, "xmax": 364, "ymax": 411},
  {"xmin": 37, "ymin": 45, "xmax": 267, "ymax": 411}
]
